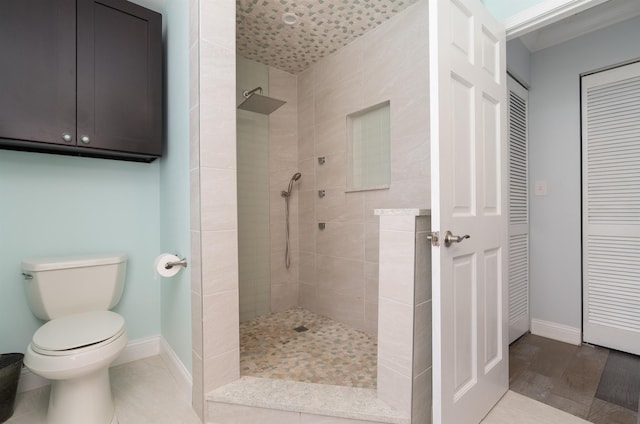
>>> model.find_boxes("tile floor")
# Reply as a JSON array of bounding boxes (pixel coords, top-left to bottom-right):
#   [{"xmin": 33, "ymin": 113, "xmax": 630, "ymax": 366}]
[
  {"xmin": 5, "ymin": 356, "xmax": 201, "ymax": 424},
  {"xmin": 4, "ymin": 347, "xmax": 608, "ymax": 424},
  {"xmin": 240, "ymin": 308, "xmax": 377, "ymax": 388},
  {"xmin": 510, "ymin": 333, "xmax": 640, "ymax": 424}
]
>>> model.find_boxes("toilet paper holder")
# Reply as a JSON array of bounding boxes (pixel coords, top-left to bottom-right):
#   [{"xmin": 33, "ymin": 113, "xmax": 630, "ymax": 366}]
[{"xmin": 165, "ymin": 257, "xmax": 188, "ymax": 270}]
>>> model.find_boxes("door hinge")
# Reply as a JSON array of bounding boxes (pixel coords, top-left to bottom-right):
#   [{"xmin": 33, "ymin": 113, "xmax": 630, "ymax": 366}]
[{"xmin": 427, "ymin": 231, "xmax": 440, "ymax": 247}]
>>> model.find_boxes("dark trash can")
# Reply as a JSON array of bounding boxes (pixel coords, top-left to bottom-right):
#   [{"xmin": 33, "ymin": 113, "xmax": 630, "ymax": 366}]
[{"xmin": 0, "ymin": 353, "xmax": 23, "ymax": 423}]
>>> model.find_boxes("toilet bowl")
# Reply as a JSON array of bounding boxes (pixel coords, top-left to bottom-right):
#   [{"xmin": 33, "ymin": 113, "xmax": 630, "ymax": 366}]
[
  {"xmin": 24, "ymin": 311, "xmax": 127, "ymax": 424},
  {"xmin": 21, "ymin": 254, "xmax": 128, "ymax": 424}
]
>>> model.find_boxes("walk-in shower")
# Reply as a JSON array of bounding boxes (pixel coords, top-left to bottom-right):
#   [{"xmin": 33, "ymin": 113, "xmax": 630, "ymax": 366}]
[
  {"xmin": 238, "ymin": 86, "xmax": 286, "ymax": 115},
  {"xmin": 281, "ymin": 172, "xmax": 301, "ymax": 269}
]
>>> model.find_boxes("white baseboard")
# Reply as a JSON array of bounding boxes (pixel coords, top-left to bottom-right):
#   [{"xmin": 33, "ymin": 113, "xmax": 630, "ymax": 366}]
[
  {"xmin": 530, "ymin": 319, "xmax": 582, "ymax": 345},
  {"xmin": 18, "ymin": 335, "xmax": 161, "ymax": 393},
  {"xmin": 159, "ymin": 337, "xmax": 193, "ymax": 404}
]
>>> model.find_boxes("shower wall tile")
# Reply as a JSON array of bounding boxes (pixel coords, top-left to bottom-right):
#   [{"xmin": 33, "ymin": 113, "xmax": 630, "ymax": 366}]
[
  {"xmin": 315, "ymin": 116, "xmax": 347, "ymax": 155},
  {"xmin": 316, "ymin": 189, "xmax": 364, "ymax": 223},
  {"xmin": 201, "ymin": 230, "xmax": 239, "ymax": 295},
  {"xmin": 200, "ymin": 105, "xmax": 237, "ymax": 169},
  {"xmin": 203, "ymin": 290, "xmax": 239, "ymax": 358},
  {"xmin": 298, "ymin": 222, "xmax": 317, "ymax": 254},
  {"xmin": 390, "ymin": 134, "xmax": 430, "ymax": 182},
  {"xmin": 298, "ymin": 189, "xmax": 316, "ymax": 223},
  {"xmin": 271, "ymin": 282, "xmax": 299, "ymax": 313},
  {"xmin": 299, "ymin": 282, "xmax": 317, "ymax": 311},
  {"xmin": 378, "ymin": 297, "xmax": 414, "ymax": 376},
  {"xmin": 297, "ymin": 159, "xmax": 316, "ymax": 192},
  {"xmin": 271, "ymin": 249, "xmax": 298, "ymax": 285},
  {"xmin": 316, "ymin": 289, "xmax": 365, "ymax": 332},
  {"xmin": 316, "ymin": 222, "xmax": 364, "ymax": 261},
  {"xmin": 268, "ymin": 64, "xmax": 300, "ymax": 317},
  {"xmin": 192, "ymin": 0, "xmax": 237, "ymax": 418},
  {"xmin": 377, "ymin": 363, "xmax": 412, "ymax": 414},
  {"xmin": 192, "ymin": 349, "xmax": 204, "ymax": 420},
  {"xmin": 412, "ymin": 367, "xmax": 433, "ymax": 424},
  {"xmin": 378, "ymin": 230, "xmax": 416, "ymax": 305},
  {"xmin": 190, "ymin": 104, "xmax": 200, "ymax": 170},
  {"xmin": 315, "ymin": 151, "xmax": 347, "ymax": 190},
  {"xmin": 414, "ymin": 300, "xmax": 432, "ymax": 376},
  {"xmin": 191, "ymin": 291, "xmax": 203, "ymax": 357},
  {"xmin": 314, "ymin": 75, "xmax": 364, "ymax": 125},
  {"xmin": 299, "ymin": 252, "xmax": 316, "ymax": 285},
  {"xmin": 364, "ymin": 301, "xmax": 378, "ymax": 337},
  {"xmin": 365, "ymin": 222, "xmax": 380, "ymax": 263},
  {"xmin": 190, "ymin": 230, "xmax": 202, "ymax": 295},
  {"xmin": 200, "ymin": 167, "xmax": 237, "ymax": 231},
  {"xmin": 298, "ymin": 124, "xmax": 315, "ymax": 161},
  {"xmin": 200, "ymin": 0, "xmax": 234, "ymax": 51},
  {"xmin": 189, "ymin": 41, "xmax": 199, "ymax": 111},
  {"xmin": 316, "ymin": 255, "xmax": 364, "ymax": 293},
  {"xmin": 203, "ymin": 348, "xmax": 240, "ymax": 394}
]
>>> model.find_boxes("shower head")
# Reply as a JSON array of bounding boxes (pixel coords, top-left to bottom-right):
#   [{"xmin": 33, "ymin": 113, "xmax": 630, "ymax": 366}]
[
  {"xmin": 238, "ymin": 87, "xmax": 286, "ymax": 115},
  {"xmin": 282, "ymin": 172, "xmax": 302, "ymax": 198}
]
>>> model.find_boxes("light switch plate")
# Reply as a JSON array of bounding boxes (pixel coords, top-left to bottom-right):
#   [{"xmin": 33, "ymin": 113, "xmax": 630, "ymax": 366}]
[{"xmin": 535, "ymin": 181, "xmax": 548, "ymax": 196}]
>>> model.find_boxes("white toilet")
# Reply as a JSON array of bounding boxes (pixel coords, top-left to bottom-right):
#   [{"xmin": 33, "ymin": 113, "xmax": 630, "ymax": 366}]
[{"xmin": 22, "ymin": 253, "xmax": 128, "ymax": 424}]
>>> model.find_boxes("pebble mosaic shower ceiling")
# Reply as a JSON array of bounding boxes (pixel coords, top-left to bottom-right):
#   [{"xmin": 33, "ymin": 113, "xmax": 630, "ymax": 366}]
[{"xmin": 236, "ymin": 0, "xmax": 419, "ymax": 74}]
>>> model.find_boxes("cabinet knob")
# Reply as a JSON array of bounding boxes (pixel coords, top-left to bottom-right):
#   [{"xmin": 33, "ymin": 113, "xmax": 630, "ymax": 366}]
[
  {"xmin": 62, "ymin": 133, "xmax": 72, "ymax": 143},
  {"xmin": 80, "ymin": 135, "xmax": 90, "ymax": 144}
]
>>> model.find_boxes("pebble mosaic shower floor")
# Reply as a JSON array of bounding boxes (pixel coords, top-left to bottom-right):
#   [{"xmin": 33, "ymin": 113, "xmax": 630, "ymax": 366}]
[{"xmin": 239, "ymin": 308, "xmax": 377, "ymax": 388}]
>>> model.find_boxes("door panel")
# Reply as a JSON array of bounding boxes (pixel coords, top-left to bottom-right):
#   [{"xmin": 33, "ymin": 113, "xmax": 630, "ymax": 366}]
[
  {"xmin": 429, "ymin": 0, "xmax": 508, "ymax": 422},
  {"xmin": 0, "ymin": 0, "xmax": 76, "ymax": 146},
  {"xmin": 582, "ymin": 61, "xmax": 640, "ymax": 355},
  {"xmin": 77, "ymin": 0, "xmax": 162, "ymax": 156},
  {"xmin": 507, "ymin": 76, "xmax": 530, "ymax": 344}
]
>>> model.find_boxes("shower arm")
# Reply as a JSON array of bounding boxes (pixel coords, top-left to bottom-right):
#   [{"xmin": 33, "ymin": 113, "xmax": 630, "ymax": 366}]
[{"xmin": 243, "ymin": 87, "xmax": 263, "ymax": 98}]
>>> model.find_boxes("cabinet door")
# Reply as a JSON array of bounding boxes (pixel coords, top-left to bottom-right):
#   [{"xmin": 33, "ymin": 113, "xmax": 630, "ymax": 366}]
[
  {"xmin": 77, "ymin": 0, "xmax": 162, "ymax": 156},
  {"xmin": 0, "ymin": 0, "xmax": 76, "ymax": 146}
]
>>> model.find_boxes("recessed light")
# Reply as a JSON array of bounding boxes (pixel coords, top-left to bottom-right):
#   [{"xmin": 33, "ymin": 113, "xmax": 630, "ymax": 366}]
[{"xmin": 282, "ymin": 12, "xmax": 298, "ymax": 25}]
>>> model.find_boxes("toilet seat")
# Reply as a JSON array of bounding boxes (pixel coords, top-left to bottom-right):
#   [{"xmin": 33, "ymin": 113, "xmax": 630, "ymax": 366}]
[{"xmin": 31, "ymin": 311, "xmax": 125, "ymax": 356}]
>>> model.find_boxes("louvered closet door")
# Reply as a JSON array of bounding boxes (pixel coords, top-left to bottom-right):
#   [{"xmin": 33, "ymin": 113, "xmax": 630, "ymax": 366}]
[
  {"xmin": 508, "ymin": 76, "xmax": 529, "ymax": 344},
  {"xmin": 582, "ymin": 60, "xmax": 640, "ymax": 355}
]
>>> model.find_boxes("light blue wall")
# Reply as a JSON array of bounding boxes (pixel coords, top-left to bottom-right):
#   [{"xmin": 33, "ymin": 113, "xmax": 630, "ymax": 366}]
[
  {"xmin": 529, "ymin": 16, "xmax": 640, "ymax": 328},
  {"xmin": 482, "ymin": 0, "xmax": 546, "ymax": 21},
  {"xmin": 0, "ymin": 151, "xmax": 161, "ymax": 353},
  {"xmin": 507, "ymin": 38, "xmax": 531, "ymax": 87},
  {"xmin": 158, "ymin": 0, "xmax": 192, "ymax": 372}
]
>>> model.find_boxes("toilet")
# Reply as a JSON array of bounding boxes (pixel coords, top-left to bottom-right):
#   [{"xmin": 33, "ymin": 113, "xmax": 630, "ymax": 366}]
[{"xmin": 21, "ymin": 253, "xmax": 128, "ymax": 424}]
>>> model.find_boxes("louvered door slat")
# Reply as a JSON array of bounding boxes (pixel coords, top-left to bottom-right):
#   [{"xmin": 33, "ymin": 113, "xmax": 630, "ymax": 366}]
[{"xmin": 582, "ymin": 60, "xmax": 640, "ymax": 355}]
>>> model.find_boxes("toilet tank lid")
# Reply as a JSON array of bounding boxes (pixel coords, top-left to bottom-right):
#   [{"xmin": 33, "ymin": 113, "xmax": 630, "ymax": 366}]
[{"xmin": 22, "ymin": 253, "xmax": 127, "ymax": 272}]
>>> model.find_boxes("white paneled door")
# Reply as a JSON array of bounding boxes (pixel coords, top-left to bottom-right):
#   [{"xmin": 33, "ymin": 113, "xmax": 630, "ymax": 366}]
[
  {"xmin": 429, "ymin": 0, "xmax": 508, "ymax": 422},
  {"xmin": 582, "ymin": 60, "xmax": 640, "ymax": 355}
]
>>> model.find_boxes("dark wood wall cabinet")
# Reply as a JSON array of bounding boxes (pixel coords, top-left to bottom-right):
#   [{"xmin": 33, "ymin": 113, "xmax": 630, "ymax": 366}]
[{"xmin": 0, "ymin": 0, "xmax": 162, "ymax": 162}]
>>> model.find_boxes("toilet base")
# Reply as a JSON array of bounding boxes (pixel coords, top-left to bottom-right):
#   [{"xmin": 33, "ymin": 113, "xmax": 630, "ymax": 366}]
[{"xmin": 46, "ymin": 367, "xmax": 117, "ymax": 424}]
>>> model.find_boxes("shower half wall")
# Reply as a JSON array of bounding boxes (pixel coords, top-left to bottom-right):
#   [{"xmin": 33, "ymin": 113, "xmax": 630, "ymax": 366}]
[{"xmin": 237, "ymin": 57, "xmax": 299, "ymax": 321}]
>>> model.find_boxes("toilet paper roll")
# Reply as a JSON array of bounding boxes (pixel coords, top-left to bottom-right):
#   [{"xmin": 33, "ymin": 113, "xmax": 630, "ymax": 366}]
[{"xmin": 154, "ymin": 253, "xmax": 182, "ymax": 279}]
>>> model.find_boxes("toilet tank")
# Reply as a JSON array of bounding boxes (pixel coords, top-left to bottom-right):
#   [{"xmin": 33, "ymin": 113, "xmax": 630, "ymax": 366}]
[{"xmin": 22, "ymin": 253, "xmax": 127, "ymax": 320}]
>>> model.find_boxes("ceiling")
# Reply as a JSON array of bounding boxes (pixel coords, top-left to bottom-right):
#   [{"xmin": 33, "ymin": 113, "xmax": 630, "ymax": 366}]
[
  {"xmin": 236, "ymin": 0, "xmax": 419, "ymax": 74},
  {"xmin": 517, "ymin": 0, "xmax": 640, "ymax": 52}
]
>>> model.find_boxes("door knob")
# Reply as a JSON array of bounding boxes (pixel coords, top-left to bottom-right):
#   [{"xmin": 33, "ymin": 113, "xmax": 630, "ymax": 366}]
[
  {"xmin": 80, "ymin": 135, "xmax": 90, "ymax": 144},
  {"xmin": 443, "ymin": 230, "xmax": 470, "ymax": 247}
]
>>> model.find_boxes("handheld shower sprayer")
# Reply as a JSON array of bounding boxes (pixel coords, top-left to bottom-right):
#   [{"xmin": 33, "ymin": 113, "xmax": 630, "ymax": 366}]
[
  {"xmin": 282, "ymin": 172, "xmax": 302, "ymax": 198},
  {"xmin": 282, "ymin": 172, "xmax": 302, "ymax": 269}
]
